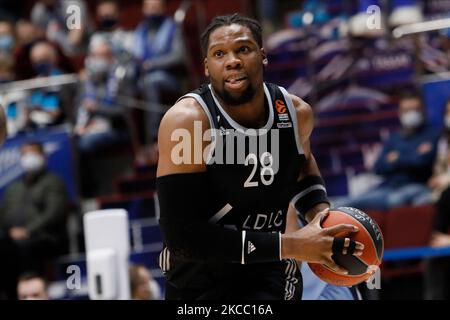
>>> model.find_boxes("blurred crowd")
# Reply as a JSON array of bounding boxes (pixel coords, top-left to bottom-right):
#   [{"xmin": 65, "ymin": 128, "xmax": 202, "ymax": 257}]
[
  {"xmin": 0, "ymin": 0, "xmax": 186, "ymax": 300},
  {"xmin": 0, "ymin": 0, "xmax": 187, "ymax": 196}
]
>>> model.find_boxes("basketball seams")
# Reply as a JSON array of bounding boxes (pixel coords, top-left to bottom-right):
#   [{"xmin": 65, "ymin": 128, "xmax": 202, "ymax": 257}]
[
  {"xmin": 339, "ymin": 207, "xmax": 384, "ymax": 260},
  {"xmin": 334, "ymin": 209, "xmax": 384, "ymax": 263},
  {"xmin": 345, "ymin": 215, "xmax": 381, "ymax": 265}
]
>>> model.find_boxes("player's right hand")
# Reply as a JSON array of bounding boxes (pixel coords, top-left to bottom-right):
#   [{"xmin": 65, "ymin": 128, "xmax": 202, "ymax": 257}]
[{"xmin": 281, "ymin": 209, "xmax": 364, "ymax": 274}]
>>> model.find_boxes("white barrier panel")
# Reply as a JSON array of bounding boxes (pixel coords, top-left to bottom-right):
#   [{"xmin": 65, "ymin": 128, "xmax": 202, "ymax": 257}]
[{"xmin": 84, "ymin": 209, "xmax": 130, "ymax": 300}]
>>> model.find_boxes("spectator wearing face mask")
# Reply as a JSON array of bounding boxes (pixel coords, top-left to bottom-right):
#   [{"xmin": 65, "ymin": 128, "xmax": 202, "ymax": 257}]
[
  {"xmin": 134, "ymin": 0, "xmax": 186, "ymax": 154},
  {"xmin": 0, "ymin": 141, "xmax": 69, "ymax": 300},
  {"xmin": 90, "ymin": 0, "xmax": 134, "ymax": 61},
  {"xmin": 333, "ymin": 90, "xmax": 440, "ymax": 211},
  {"xmin": 75, "ymin": 37, "xmax": 128, "ymax": 150},
  {"xmin": 75, "ymin": 37, "xmax": 129, "ymax": 197},
  {"xmin": 31, "ymin": 0, "xmax": 90, "ymax": 56},
  {"xmin": 0, "ymin": 19, "xmax": 15, "ymax": 54},
  {"xmin": 89, "ymin": 0, "xmax": 136, "ymax": 96},
  {"xmin": 25, "ymin": 41, "xmax": 66, "ymax": 130},
  {"xmin": 0, "ymin": 52, "xmax": 29, "ymax": 138}
]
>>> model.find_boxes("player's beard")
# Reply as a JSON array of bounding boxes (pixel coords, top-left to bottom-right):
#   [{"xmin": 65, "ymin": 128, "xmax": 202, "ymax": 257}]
[{"xmin": 216, "ymin": 83, "xmax": 256, "ymax": 107}]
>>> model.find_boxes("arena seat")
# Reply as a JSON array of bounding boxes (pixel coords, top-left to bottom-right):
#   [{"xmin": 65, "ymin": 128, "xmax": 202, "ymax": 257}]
[
  {"xmin": 141, "ymin": 224, "xmax": 163, "ymax": 246},
  {"xmin": 322, "ymin": 172, "xmax": 349, "ymax": 197},
  {"xmin": 134, "ymin": 163, "xmax": 157, "ymax": 175},
  {"xmin": 97, "ymin": 192, "xmax": 157, "ymax": 220},
  {"xmin": 115, "ymin": 173, "xmax": 157, "ymax": 195},
  {"xmin": 365, "ymin": 210, "xmax": 386, "ymax": 235},
  {"xmin": 384, "ymin": 205, "xmax": 435, "ymax": 249},
  {"xmin": 380, "ymin": 204, "xmax": 436, "ymax": 280}
]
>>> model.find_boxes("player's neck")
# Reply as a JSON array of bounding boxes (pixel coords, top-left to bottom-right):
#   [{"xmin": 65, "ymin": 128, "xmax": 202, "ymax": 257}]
[{"xmin": 219, "ymin": 88, "xmax": 267, "ymax": 129}]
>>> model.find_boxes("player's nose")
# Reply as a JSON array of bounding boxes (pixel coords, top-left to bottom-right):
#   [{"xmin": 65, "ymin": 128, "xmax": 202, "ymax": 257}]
[{"xmin": 225, "ymin": 52, "xmax": 242, "ymax": 70}]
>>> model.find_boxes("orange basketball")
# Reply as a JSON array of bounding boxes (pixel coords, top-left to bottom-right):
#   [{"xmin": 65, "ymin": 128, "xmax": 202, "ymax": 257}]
[{"xmin": 308, "ymin": 207, "xmax": 384, "ymax": 287}]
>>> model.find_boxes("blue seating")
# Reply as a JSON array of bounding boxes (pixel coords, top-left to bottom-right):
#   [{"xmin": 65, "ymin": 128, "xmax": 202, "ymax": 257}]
[
  {"xmin": 98, "ymin": 193, "xmax": 157, "ymax": 220},
  {"xmin": 116, "ymin": 174, "xmax": 156, "ymax": 195}
]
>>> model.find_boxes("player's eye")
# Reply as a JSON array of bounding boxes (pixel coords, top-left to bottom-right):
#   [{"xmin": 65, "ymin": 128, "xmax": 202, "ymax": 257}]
[
  {"xmin": 214, "ymin": 50, "xmax": 224, "ymax": 58},
  {"xmin": 239, "ymin": 46, "xmax": 250, "ymax": 53}
]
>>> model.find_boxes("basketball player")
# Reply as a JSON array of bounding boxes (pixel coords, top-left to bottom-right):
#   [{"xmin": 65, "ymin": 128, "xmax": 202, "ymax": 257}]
[{"xmin": 156, "ymin": 14, "xmax": 365, "ymax": 300}]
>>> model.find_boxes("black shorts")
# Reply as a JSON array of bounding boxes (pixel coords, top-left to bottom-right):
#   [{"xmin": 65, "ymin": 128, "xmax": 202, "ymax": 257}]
[{"xmin": 164, "ymin": 259, "xmax": 302, "ymax": 300}]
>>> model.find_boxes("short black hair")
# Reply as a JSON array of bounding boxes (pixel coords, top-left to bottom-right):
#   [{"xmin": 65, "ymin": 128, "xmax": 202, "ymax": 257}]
[{"xmin": 200, "ymin": 13, "xmax": 262, "ymax": 57}]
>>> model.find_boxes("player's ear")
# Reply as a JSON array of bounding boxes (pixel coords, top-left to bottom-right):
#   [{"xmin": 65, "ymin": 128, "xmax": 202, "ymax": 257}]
[
  {"xmin": 204, "ymin": 58, "xmax": 209, "ymax": 77},
  {"xmin": 261, "ymin": 48, "xmax": 268, "ymax": 66}
]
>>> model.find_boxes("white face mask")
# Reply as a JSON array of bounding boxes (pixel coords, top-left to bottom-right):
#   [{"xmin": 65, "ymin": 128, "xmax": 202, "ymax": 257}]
[
  {"xmin": 400, "ymin": 110, "xmax": 423, "ymax": 129},
  {"xmin": 445, "ymin": 116, "xmax": 450, "ymax": 129},
  {"xmin": 20, "ymin": 152, "xmax": 45, "ymax": 173},
  {"xmin": 86, "ymin": 57, "xmax": 110, "ymax": 76}
]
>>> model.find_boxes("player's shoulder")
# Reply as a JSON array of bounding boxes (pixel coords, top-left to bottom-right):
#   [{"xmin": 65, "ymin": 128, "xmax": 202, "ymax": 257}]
[
  {"xmin": 282, "ymin": 91, "xmax": 313, "ymax": 124},
  {"xmin": 288, "ymin": 94, "xmax": 312, "ymax": 116},
  {"xmin": 160, "ymin": 96, "xmax": 210, "ymax": 133}
]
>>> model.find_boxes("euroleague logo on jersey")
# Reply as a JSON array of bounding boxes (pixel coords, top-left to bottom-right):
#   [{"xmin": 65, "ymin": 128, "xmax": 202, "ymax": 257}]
[
  {"xmin": 275, "ymin": 99, "xmax": 290, "ymax": 125},
  {"xmin": 275, "ymin": 100, "xmax": 287, "ymax": 114}
]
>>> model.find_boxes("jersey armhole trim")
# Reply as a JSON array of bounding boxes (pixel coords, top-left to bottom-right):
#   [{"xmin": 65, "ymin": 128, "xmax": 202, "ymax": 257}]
[
  {"xmin": 178, "ymin": 93, "xmax": 216, "ymax": 163},
  {"xmin": 278, "ymin": 86, "xmax": 304, "ymax": 155}
]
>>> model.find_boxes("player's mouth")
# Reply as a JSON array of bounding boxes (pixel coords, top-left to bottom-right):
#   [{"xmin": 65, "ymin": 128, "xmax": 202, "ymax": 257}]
[{"xmin": 224, "ymin": 75, "xmax": 248, "ymax": 90}]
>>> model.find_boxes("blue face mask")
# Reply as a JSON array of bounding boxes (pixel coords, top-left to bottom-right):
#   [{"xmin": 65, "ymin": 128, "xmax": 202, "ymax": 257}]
[
  {"xmin": 0, "ymin": 35, "xmax": 13, "ymax": 51},
  {"xmin": 33, "ymin": 62, "xmax": 53, "ymax": 75}
]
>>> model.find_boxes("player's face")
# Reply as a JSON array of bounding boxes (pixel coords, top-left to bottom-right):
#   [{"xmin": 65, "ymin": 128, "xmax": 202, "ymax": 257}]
[{"xmin": 204, "ymin": 24, "xmax": 266, "ymax": 106}]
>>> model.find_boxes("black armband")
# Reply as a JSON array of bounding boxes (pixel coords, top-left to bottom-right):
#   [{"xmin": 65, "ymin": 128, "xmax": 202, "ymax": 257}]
[
  {"xmin": 291, "ymin": 175, "xmax": 330, "ymax": 218},
  {"xmin": 156, "ymin": 173, "xmax": 281, "ymax": 264}
]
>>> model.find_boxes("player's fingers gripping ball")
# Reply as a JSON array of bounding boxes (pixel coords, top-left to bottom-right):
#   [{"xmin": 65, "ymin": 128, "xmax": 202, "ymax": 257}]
[{"xmin": 309, "ymin": 207, "xmax": 384, "ymax": 286}]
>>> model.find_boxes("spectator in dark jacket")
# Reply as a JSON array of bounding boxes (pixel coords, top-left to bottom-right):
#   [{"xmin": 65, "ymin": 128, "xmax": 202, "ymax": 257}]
[
  {"xmin": 333, "ymin": 91, "xmax": 440, "ymax": 211},
  {"xmin": 0, "ymin": 141, "xmax": 69, "ymax": 299}
]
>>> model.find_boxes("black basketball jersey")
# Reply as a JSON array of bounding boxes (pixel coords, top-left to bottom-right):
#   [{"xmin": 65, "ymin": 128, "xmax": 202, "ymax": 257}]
[
  {"xmin": 159, "ymin": 83, "xmax": 305, "ymax": 299},
  {"xmin": 184, "ymin": 82, "xmax": 306, "ymax": 232}
]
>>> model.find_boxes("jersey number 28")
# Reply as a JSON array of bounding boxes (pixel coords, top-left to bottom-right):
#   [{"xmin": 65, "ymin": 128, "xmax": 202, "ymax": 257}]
[{"xmin": 244, "ymin": 152, "xmax": 274, "ymax": 187}]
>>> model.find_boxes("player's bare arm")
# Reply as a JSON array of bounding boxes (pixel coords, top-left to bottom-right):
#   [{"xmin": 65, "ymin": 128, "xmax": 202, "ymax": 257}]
[{"xmin": 157, "ymin": 97, "xmax": 210, "ymax": 177}]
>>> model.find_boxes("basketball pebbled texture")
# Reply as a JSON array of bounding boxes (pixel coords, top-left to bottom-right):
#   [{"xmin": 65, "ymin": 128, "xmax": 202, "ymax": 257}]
[{"xmin": 308, "ymin": 207, "xmax": 384, "ymax": 286}]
